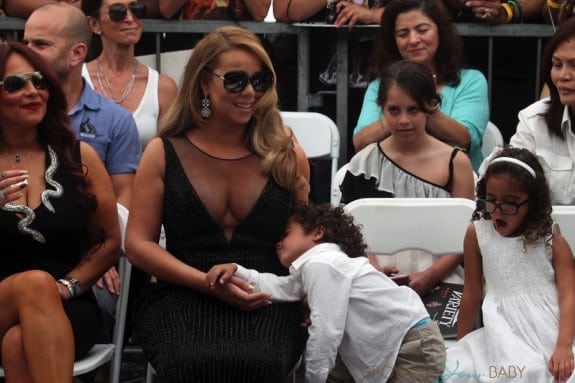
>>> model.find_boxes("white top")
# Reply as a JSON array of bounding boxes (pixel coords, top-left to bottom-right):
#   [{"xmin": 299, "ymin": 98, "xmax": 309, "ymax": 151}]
[
  {"xmin": 82, "ymin": 64, "xmax": 160, "ymax": 149},
  {"xmin": 510, "ymin": 98, "xmax": 575, "ymax": 205},
  {"xmin": 442, "ymin": 219, "xmax": 575, "ymax": 382},
  {"xmin": 235, "ymin": 243, "xmax": 429, "ymax": 383}
]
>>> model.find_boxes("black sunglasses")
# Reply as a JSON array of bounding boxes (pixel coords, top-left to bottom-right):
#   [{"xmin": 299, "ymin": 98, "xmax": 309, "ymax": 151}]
[
  {"xmin": 107, "ymin": 2, "xmax": 146, "ymax": 22},
  {"xmin": 0, "ymin": 72, "xmax": 48, "ymax": 93},
  {"xmin": 213, "ymin": 71, "xmax": 273, "ymax": 93}
]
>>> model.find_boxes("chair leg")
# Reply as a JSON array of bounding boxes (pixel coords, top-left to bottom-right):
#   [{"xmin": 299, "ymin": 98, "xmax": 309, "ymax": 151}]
[{"xmin": 145, "ymin": 362, "xmax": 155, "ymax": 383}]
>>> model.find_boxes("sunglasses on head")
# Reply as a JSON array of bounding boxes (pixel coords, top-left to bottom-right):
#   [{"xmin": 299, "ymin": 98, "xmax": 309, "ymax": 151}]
[
  {"xmin": 0, "ymin": 72, "xmax": 48, "ymax": 93},
  {"xmin": 213, "ymin": 70, "xmax": 273, "ymax": 93},
  {"xmin": 107, "ymin": 2, "xmax": 146, "ymax": 22}
]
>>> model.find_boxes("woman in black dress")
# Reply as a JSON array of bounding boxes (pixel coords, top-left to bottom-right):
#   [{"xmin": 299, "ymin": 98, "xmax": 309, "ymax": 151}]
[
  {"xmin": 127, "ymin": 26, "xmax": 310, "ymax": 383},
  {"xmin": 0, "ymin": 43, "xmax": 120, "ymax": 382}
]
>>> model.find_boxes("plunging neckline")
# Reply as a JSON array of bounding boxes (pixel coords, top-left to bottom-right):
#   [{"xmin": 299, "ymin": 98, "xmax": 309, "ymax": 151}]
[{"xmin": 167, "ymin": 138, "xmax": 273, "ymax": 245}]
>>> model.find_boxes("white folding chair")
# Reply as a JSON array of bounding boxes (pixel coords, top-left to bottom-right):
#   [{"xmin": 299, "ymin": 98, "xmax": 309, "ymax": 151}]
[
  {"xmin": 552, "ymin": 205, "xmax": 575, "ymax": 253},
  {"xmin": 343, "ymin": 198, "xmax": 475, "ymax": 256},
  {"xmin": 481, "ymin": 121, "xmax": 504, "ymax": 158},
  {"xmin": 330, "ymin": 162, "xmax": 350, "ymax": 206},
  {"xmin": 343, "ymin": 198, "xmax": 476, "ymax": 345},
  {"xmin": 280, "ymin": 111, "xmax": 340, "ymax": 194},
  {"xmin": 0, "ymin": 203, "xmax": 132, "ymax": 383}
]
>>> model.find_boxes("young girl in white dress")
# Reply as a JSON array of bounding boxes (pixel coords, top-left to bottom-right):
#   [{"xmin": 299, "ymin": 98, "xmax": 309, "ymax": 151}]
[{"xmin": 442, "ymin": 146, "xmax": 575, "ymax": 383}]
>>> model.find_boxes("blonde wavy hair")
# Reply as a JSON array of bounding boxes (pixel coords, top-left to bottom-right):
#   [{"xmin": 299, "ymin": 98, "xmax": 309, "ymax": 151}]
[{"xmin": 159, "ymin": 26, "xmax": 306, "ymax": 199}]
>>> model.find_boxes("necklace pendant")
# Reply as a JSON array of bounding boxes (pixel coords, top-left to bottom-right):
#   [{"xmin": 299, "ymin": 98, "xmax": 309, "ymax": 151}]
[{"xmin": 15, "ymin": 154, "xmax": 21, "ymax": 162}]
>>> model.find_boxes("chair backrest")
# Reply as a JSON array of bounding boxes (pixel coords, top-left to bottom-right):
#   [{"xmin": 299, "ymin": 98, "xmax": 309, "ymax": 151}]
[
  {"xmin": 330, "ymin": 162, "xmax": 350, "ymax": 206},
  {"xmin": 552, "ymin": 205, "xmax": 575, "ymax": 253},
  {"xmin": 136, "ymin": 49, "xmax": 192, "ymax": 86},
  {"xmin": 481, "ymin": 121, "xmax": 504, "ymax": 158},
  {"xmin": 344, "ymin": 198, "xmax": 475, "ymax": 255},
  {"xmin": 280, "ymin": 111, "xmax": 340, "ymax": 189}
]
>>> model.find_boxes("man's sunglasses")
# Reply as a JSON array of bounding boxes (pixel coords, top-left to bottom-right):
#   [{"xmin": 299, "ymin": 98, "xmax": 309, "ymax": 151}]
[
  {"xmin": 0, "ymin": 72, "xmax": 48, "ymax": 93},
  {"xmin": 213, "ymin": 70, "xmax": 273, "ymax": 93},
  {"xmin": 108, "ymin": 2, "xmax": 146, "ymax": 22}
]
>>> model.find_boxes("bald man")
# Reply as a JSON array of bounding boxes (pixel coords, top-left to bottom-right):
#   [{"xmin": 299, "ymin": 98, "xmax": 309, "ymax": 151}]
[
  {"xmin": 24, "ymin": 3, "xmax": 141, "ymax": 322},
  {"xmin": 24, "ymin": 3, "xmax": 141, "ymax": 209}
]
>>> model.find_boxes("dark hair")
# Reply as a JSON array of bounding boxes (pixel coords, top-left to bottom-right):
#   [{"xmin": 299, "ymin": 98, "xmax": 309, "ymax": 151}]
[
  {"xmin": 473, "ymin": 146, "xmax": 553, "ymax": 245},
  {"xmin": 368, "ymin": 0, "xmax": 465, "ymax": 86},
  {"xmin": 82, "ymin": 0, "xmax": 148, "ymax": 62},
  {"xmin": 81, "ymin": 0, "xmax": 103, "ymax": 62},
  {"xmin": 0, "ymin": 43, "xmax": 103, "ymax": 249},
  {"xmin": 377, "ymin": 60, "xmax": 441, "ymax": 114},
  {"xmin": 541, "ymin": 17, "xmax": 575, "ymax": 140},
  {"xmin": 290, "ymin": 203, "xmax": 367, "ymax": 258},
  {"xmin": 160, "ymin": 26, "xmax": 308, "ymax": 200},
  {"xmin": 81, "ymin": 0, "xmax": 102, "ymax": 18}
]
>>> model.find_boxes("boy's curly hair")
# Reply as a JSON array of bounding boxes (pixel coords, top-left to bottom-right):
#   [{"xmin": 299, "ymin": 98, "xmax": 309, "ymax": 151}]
[
  {"xmin": 290, "ymin": 203, "xmax": 368, "ymax": 258},
  {"xmin": 473, "ymin": 146, "xmax": 553, "ymax": 245}
]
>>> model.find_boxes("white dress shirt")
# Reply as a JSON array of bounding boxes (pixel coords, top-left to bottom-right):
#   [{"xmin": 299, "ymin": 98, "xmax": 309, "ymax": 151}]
[
  {"xmin": 510, "ymin": 98, "xmax": 575, "ymax": 204},
  {"xmin": 235, "ymin": 243, "xmax": 429, "ymax": 383}
]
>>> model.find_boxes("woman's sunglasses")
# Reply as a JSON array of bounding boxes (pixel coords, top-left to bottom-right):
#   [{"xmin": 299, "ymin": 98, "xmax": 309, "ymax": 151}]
[
  {"xmin": 213, "ymin": 71, "xmax": 273, "ymax": 93},
  {"xmin": 0, "ymin": 72, "xmax": 48, "ymax": 93},
  {"xmin": 107, "ymin": 2, "xmax": 146, "ymax": 22}
]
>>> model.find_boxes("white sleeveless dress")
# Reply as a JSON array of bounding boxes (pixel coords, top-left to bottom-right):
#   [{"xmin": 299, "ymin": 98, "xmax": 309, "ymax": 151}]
[
  {"xmin": 82, "ymin": 64, "xmax": 159, "ymax": 149},
  {"xmin": 442, "ymin": 219, "xmax": 575, "ymax": 382}
]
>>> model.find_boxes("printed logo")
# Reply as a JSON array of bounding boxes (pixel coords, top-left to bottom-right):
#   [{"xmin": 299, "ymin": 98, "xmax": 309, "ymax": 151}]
[{"xmin": 79, "ymin": 118, "xmax": 96, "ymax": 138}]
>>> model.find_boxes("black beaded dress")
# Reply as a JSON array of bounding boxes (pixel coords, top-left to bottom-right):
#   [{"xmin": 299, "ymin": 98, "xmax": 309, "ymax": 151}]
[{"xmin": 133, "ymin": 137, "xmax": 307, "ymax": 383}]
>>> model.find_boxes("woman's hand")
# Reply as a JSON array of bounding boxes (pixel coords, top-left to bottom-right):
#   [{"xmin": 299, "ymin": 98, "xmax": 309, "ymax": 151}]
[
  {"xmin": 334, "ymin": 1, "xmax": 377, "ymax": 29},
  {"xmin": 549, "ymin": 345, "xmax": 575, "ymax": 383},
  {"xmin": 0, "ymin": 170, "xmax": 29, "ymax": 207},
  {"xmin": 464, "ymin": 0, "xmax": 508, "ymax": 23},
  {"xmin": 408, "ymin": 270, "xmax": 435, "ymax": 296},
  {"xmin": 95, "ymin": 266, "xmax": 121, "ymax": 296},
  {"xmin": 210, "ymin": 275, "xmax": 271, "ymax": 311}
]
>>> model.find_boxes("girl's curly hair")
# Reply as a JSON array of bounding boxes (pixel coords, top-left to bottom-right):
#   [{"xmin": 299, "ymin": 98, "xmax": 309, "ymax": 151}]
[
  {"xmin": 473, "ymin": 146, "xmax": 553, "ymax": 245},
  {"xmin": 290, "ymin": 203, "xmax": 367, "ymax": 258}
]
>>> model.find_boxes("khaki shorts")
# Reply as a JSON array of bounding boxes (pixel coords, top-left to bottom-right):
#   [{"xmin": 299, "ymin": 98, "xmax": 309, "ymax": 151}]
[{"xmin": 327, "ymin": 320, "xmax": 446, "ymax": 383}]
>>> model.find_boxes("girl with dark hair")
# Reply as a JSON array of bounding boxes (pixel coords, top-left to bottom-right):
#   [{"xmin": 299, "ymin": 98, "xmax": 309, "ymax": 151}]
[
  {"xmin": 0, "ymin": 42, "xmax": 120, "ymax": 381},
  {"xmin": 445, "ymin": 146, "xmax": 575, "ymax": 383},
  {"xmin": 353, "ymin": 0, "xmax": 489, "ymax": 171},
  {"xmin": 510, "ymin": 17, "xmax": 575, "ymax": 205},
  {"xmin": 340, "ymin": 60, "xmax": 475, "ymax": 297}
]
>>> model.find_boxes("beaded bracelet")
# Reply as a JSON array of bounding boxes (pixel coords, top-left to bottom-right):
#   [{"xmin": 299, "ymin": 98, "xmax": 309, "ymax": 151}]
[
  {"xmin": 501, "ymin": 3, "xmax": 513, "ymax": 23},
  {"xmin": 547, "ymin": 0, "xmax": 563, "ymax": 9}
]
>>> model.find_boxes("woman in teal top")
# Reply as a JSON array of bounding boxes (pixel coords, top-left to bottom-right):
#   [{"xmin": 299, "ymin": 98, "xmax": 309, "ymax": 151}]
[{"xmin": 353, "ymin": 0, "xmax": 489, "ymax": 171}]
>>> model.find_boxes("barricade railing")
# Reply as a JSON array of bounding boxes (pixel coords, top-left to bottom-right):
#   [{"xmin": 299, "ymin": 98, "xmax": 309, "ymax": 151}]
[{"xmin": 0, "ymin": 17, "xmax": 554, "ymax": 160}]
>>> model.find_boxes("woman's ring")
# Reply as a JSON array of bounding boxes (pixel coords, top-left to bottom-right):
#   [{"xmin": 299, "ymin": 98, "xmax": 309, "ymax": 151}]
[
  {"xmin": 482, "ymin": 8, "xmax": 492, "ymax": 19},
  {"xmin": 0, "ymin": 172, "xmax": 5, "ymax": 179},
  {"xmin": 0, "ymin": 189, "xmax": 6, "ymax": 200}
]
